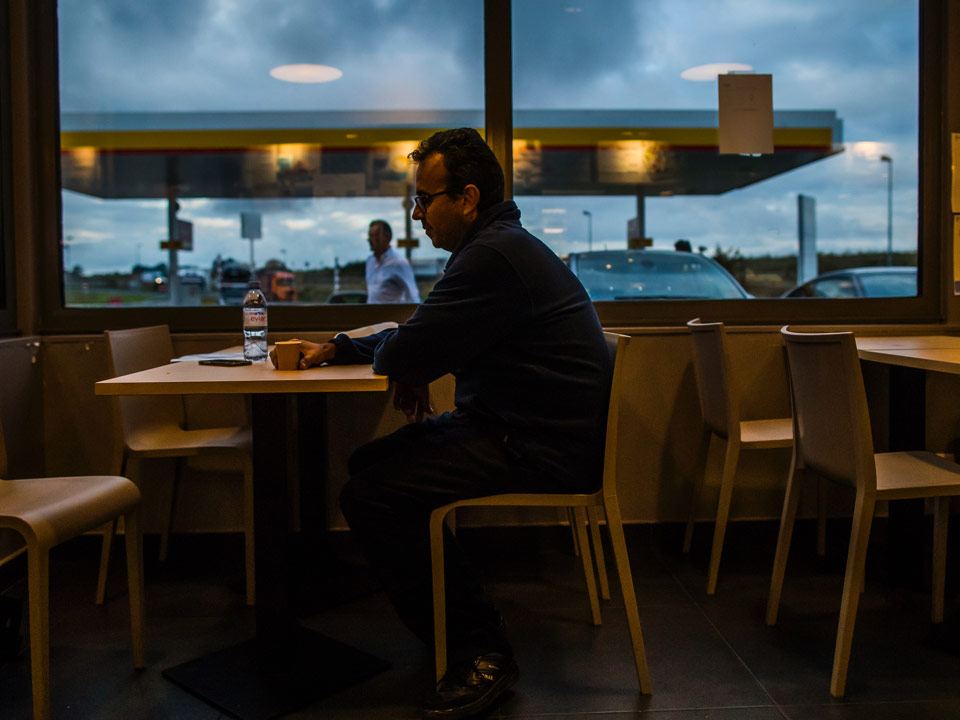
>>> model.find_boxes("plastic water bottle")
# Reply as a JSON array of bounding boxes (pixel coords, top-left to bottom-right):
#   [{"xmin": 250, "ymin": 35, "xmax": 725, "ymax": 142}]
[{"xmin": 242, "ymin": 280, "xmax": 268, "ymax": 361}]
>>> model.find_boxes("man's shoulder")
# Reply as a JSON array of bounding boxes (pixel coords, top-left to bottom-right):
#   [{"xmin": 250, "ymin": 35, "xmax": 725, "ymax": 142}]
[{"xmin": 465, "ymin": 217, "xmax": 534, "ymax": 253}]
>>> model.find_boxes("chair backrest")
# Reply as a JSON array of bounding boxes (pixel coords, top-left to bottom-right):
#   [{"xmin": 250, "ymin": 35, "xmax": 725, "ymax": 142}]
[
  {"xmin": 105, "ymin": 325, "xmax": 185, "ymax": 442},
  {"xmin": 781, "ymin": 327, "xmax": 875, "ymax": 491},
  {"xmin": 687, "ymin": 318, "xmax": 738, "ymax": 439},
  {"xmin": 0, "ymin": 406, "xmax": 7, "ymax": 478},
  {"xmin": 601, "ymin": 332, "xmax": 630, "ymax": 502}
]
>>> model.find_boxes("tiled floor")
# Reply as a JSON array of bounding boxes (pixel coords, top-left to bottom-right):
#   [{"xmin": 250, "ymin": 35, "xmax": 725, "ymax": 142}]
[{"xmin": 2, "ymin": 518, "xmax": 960, "ymax": 719}]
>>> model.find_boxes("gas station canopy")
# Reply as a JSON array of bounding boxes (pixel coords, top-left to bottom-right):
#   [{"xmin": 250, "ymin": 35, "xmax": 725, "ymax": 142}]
[{"xmin": 60, "ymin": 109, "xmax": 842, "ymax": 200}]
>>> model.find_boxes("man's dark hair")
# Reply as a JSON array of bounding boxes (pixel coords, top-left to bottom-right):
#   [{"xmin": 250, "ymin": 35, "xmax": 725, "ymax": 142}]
[
  {"xmin": 370, "ymin": 219, "xmax": 392, "ymax": 241},
  {"xmin": 409, "ymin": 128, "xmax": 505, "ymax": 212}
]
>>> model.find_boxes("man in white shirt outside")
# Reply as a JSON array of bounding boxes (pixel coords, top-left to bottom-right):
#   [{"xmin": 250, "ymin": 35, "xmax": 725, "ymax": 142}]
[{"xmin": 366, "ymin": 219, "xmax": 421, "ymax": 304}]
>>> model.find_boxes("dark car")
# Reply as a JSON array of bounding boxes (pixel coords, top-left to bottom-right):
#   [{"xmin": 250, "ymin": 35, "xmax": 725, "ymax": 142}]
[
  {"xmin": 217, "ymin": 263, "xmax": 252, "ymax": 305},
  {"xmin": 177, "ymin": 266, "xmax": 207, "ymax": 292},
  {"xmin": 781, "ymin": 266, "xmax": 916, "ymax": 298},
  {"xmin": 567, "ymin": 249, "xmax": 750, "ymax": 301}
]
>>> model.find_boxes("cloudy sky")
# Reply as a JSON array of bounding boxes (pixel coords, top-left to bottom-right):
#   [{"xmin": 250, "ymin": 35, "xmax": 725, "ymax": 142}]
[{"xmin": 57, "ymin": 0, "xmax": 919, "ymax": 276}]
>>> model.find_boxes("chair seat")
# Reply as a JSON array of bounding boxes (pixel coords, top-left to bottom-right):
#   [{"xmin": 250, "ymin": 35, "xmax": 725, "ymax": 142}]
[
  {"xmin": 740, "ymin": 417, "xmax": 794, "ymax": 448},
  {"xmin": 443, "ymin": 491, "xmax": 600, "ymax": 511},
  {"xmin": 0, "ymin": 476, "xmax": 140, "ymax": 549},
  {"xmin": 127, "ymin": 425, "xmax": 251, "ymax": 457},
  {"xmin": 875, "ymin": 451, "xmax": 960, "ymax": 499}
]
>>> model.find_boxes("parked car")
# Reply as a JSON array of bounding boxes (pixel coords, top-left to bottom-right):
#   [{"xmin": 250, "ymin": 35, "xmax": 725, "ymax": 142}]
[
  {"xmin": 217, "ymin": 262, "xmax": 252, "ymax": 305},
  {"xmin": 567, "ymin": 249, "xmax": 750, "ymax": 301},
  {"xmin": 177, "ymin": 266, "xmax": 207, "ymax": 292},
  {"xmin": 138, "ymin": 269, "xmax": 167, "ymax": 293},
  {"xmin": 781, "ymin": 266, "xmax": 917, "ymax": 298}
]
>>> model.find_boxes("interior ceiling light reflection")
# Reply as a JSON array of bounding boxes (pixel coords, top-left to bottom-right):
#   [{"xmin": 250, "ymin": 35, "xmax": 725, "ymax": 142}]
[
  {"xmin": 270, "ymin": 64, "xmax": 343, "ymax": 83},
  {"xmin": 680, "ymin": 62, "xmax": 753, "ymax": 81}
]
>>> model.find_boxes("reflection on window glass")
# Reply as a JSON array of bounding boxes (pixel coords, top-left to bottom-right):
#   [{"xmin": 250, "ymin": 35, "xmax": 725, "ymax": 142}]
[
  {"xmin": 512, "ymin": 0, "xmax": 919, "ymax": 299},
  {"xmin": 58, "ymin": 1, "xmax": 482, "ymax": 307},
  {"xmin": 858, "ymin": 268, "xmax": 917, "ymax": 298},
  {"xmin": 808, "ymin": 277, "xmax": 856, "ymax": 298}
]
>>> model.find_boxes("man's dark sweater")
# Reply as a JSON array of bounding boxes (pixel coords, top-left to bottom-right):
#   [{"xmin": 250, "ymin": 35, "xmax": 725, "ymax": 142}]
[{"xmin": 331, "ymin": 200, "xmax": 610, "ymax": 491}]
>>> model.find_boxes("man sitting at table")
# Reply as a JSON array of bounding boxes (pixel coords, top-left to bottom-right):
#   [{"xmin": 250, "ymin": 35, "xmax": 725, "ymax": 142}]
[{"xmin": 281, "ymin": 128, "xmax": 610, "ymax": 720}]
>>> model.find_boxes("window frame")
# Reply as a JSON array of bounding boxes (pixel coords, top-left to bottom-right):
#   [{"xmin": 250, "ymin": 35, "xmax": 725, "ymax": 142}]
[
  {"xmin": 25, "ymin": 0, "xmax": 953, "ymax": 332},
  {"xmin": 0, "ymin": 0, "xmax": 15, "ymax": 335}
]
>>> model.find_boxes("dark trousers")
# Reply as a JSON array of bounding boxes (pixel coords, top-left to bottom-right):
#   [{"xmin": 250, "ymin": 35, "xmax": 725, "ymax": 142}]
[{"xmin": 340, "ymin": 412, "xmax": 555, "ymax": 667}]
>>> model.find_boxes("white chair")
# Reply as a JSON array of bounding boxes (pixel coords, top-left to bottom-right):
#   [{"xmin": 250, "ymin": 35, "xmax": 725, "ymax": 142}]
[
  {"xmin": 768, "ymin": 327, "xmax": 960, "ymax": 697},
  {"xmin": 99, "ymin": 325, "xmax": 255, "ymax": 605},
  {"xmin": 684, "ymin": 318, "xmax": 796, "ymax": 594},
  {"xmin": 428, "ymin": 333, "xmax": 652, "ymax": 693},
  {"xmin": 0, "ymin": 411, "xmax": 144, "ymax": 720}
]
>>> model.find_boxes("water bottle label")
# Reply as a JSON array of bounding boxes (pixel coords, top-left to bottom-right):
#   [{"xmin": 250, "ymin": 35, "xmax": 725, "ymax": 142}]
[{"xmin": 243, "ymin": 308, "xmax": 267, "ymax": 327}]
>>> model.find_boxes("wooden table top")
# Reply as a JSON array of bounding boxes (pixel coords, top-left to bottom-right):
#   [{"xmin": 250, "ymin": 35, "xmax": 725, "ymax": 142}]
[
  {"xmin": 96, "ymin": 351, "xmax": 388, "ymax": 396},
  {"xmin": 856, "ymin": 335, "xmax": 960, "ymax": 375}
]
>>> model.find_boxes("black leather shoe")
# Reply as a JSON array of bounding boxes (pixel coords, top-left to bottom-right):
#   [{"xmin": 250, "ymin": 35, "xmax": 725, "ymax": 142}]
[{"xmin": 423, "ymin": 652, "xmax": 519, "ymax": 719}]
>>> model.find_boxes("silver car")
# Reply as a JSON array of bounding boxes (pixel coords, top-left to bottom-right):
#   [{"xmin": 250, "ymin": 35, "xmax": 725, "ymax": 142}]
[
  {"xmin": 567, "ymin": 250, "xmax": 750, "ymax": 301},
  {"xmin": 781, "ymin": 266, "xmax": 916, "ymax": 298}
]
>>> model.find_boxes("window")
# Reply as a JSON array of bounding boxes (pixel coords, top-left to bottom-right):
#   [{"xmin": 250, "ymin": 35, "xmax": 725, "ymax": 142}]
[
  {"xmin": 28, "ymin": 0, "xmax": 950, "ymax": 330},
  {"xmin": 57, "ymin": 0, "xmax": 483, "ymax": 312},
  {"xmin": 0, "ymin": 1, "xmax": 13, "ymax": 334},
  {"xmin": 513, "ymin": 1, "xmax": 919, "ymax": 299}
]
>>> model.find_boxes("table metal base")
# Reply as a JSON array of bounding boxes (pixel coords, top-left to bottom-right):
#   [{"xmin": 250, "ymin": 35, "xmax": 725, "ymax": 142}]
[{"xmin": 162, "ymin": 626, "xmax": 390, "ymax": 720}]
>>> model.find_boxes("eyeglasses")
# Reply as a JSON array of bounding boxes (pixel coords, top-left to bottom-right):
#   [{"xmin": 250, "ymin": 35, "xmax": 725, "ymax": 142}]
[{"xmin": 413, "ymin": 190, "xmax": 452, "ymax": 213}]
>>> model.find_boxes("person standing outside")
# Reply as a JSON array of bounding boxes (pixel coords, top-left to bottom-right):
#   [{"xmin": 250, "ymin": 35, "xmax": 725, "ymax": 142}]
[
  {"xmin": 365, "ymin": 219, "xmax": 421, "ymax": 304},
  {"xmin": 283, "ymin": 128, "xmax": 610, "ymax": 719}
]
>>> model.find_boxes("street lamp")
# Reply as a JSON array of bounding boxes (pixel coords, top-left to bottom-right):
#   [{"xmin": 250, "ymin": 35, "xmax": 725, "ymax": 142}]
[
  {"xmin": 880, "ymin": 155, "xmax": 893, "ymax": 266},
  {"xmin": 582, "ymin": 210, "xmax": 593, "ymax": 251}
]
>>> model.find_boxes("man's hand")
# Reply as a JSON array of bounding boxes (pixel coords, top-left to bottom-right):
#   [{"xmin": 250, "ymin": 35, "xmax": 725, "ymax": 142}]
[
  {"xmin": 393, "ymin": 382, "xmax": 434, "ymax": 423},
  {"xmin": 269, "ymin": 339, "xmax": 335, "ymax": 369}
]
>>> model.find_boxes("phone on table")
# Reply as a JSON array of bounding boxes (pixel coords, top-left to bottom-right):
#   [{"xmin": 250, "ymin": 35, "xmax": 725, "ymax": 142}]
[{"xmin": 199, "ymin": 359, "xmax": 252, "ymax": 367}]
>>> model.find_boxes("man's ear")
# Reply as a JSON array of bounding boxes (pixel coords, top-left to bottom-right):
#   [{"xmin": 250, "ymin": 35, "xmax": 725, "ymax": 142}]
[{"xmin": 460, "ymin": 184, "xmax": 481, "ymax": 218}]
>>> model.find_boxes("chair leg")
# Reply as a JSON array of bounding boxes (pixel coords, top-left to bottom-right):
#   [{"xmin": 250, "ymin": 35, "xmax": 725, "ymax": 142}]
[
  {"xmin": 98, "ymin": 454, "xmax": 138, "ymax": 604},
  {"xmin": 830, "ymin": 489, "xmax": 875, "ymax": 698},
  {"xmin": 766, "ymin": 457, "xmax": 801, "ymax": 625},
  {"xmin": 95, "ymin": 518, "xmax": 116, "ymax": 605},
  {"xmin": 932, "ymin": 496, "xmax": 950, "ymax": 624},
  {"xmin": 816, "ymin": 475, "xmax": 828, "ymax": 557},
  {"xmin": 123, "ymin": 510, "xmax": 146, "ymax": 669},
  {"xmin": 573, "ymin": 506, "xmax": 602, "ymax": 626},
  {"xmin": 159, "ymin": 458, "xmax": 182, "ymax": 562},
  {"xmin": 27, "ymin": 545, "xmax": 51, "ymax": 720},
  {"xmin": 707, "ymin": 437, "xmax": 740, "ymax": 595},
  {"xmin": 684, "ymin": 430, "xmax": 713, "ymax": 553},
  {"xmin": 431, "ymin": 506, "xmax": 451, "ymax": 683},
  {"xmin": 603, "ymin": 497, "xmax": 652, "ymax": 694},
  {"xmin": 587, "ymin": 505, "xmax": 610, "ymax": 600},
  {"xmin": 242, "ymin": 456, "xmax": 255, "ymax": 606},
  {"xmin": 565, "ymin": 507, "xmax": 581, "ymax": 557}
]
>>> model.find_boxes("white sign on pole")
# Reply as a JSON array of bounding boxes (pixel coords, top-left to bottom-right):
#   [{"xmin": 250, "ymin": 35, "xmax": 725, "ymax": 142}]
[{"xmin": 241, "ymin": 212, "xmax": 262, "ymax": 240}]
